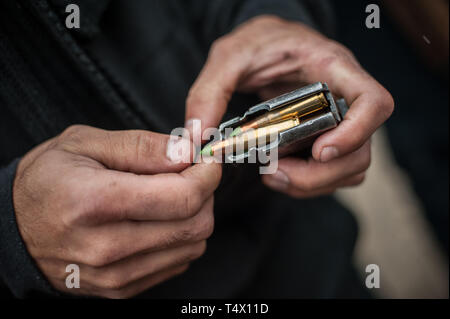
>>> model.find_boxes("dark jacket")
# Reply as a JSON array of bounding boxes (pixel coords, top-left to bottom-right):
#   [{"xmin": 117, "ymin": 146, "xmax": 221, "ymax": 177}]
[{"xmin": 0, "ymin": 0, "xmax": 358, "ymax": 298}]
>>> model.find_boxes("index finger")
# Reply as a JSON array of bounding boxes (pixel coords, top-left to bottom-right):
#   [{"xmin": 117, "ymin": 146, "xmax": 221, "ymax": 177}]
[{"xmin": 79, "ymin": 162, "xmax": 222, "ymax": 224}]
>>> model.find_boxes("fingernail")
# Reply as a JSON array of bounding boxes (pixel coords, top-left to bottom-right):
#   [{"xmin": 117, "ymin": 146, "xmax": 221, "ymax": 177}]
[
  {"xmin": 320, "ymin": 146, "xmax": 339, "ymax": 162},
  {"xmin": 266, "ymin": 170, "xmax": 290, "ymax": 190},
  {"xmin": 166, "ymin": 137, "xmax": 192, "ymax": 163},
  {"xmin": 184, "ymin": 118, "xmax": 196, "ymax": 129}
]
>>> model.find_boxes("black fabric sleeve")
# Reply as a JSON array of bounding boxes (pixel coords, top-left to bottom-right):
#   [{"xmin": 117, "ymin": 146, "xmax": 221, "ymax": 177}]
[
  {"xmin": 185, "ymin": 0, "xmax": 335, "ymax": 48},
  {"xmin": 0, "ymin": 159, "xmax": 57, "ymax": 298}
]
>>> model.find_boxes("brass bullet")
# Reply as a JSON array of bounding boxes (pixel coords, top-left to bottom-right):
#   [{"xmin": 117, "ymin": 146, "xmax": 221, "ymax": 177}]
[{"xmin": 230, "ymin": 92, "xmax": 328, "ymax": 137}]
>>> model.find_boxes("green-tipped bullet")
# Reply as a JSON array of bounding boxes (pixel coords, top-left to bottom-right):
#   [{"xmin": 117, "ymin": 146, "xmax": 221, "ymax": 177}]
[
  {"xmin": 200, "ymin": 144, "xmax": 213, "ymax": 156},
  {"xmin": 229, "ymin": 127, "xmax": 242, "ymax": 137}
]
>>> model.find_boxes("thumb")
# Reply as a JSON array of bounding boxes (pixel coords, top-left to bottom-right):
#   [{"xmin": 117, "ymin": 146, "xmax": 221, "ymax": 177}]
[
  {"xmin": 185, "ymin": 40, "xmax": 250, "ymax": 136},
  {"xmin": 57, "ymin": 125, "xmax": 193, "ymax": 174}
]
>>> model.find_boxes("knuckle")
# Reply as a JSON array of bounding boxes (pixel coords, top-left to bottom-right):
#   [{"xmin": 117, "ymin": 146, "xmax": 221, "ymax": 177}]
[
  {"xmin": 99, "ymin": 272, "xmax": 127, "ymax": 290},
  {"xmin": 211, "ymin": 37, "xmax": 231, "ymax": 55},
  {"xmin": 55, "ymin": 125, "xmax": 91, "ymax": 154},
  {"xmin": 345, "ymin": 174, "xmax": 366, "ymax": 187},
  {"xmin": 316, "ymin": 43, "xmax": 356, "ymax": 70},
  {"xmin": 345, "ymin": 128, "xmax": 367, "ymax": 151},
  {"xmin": 177, "ymin": 228, "xmax": 196, "ymax": 243},
  {"xmin": 193, "ymin": 240, "xmax": 207, "ymax": 258},
  {"xmin": 83, "ymin": 240, "xmax": 120, "ymax": 267},
  {"xmin": 166, "ymin": 227, "xmax": 195, "ymax": 246},
  {"xmin": 316, "ymin": 54, "xmax": 340, "ymax": 71},
  {"xmin": 58, "ymin": 125, "xmax": 86, "ymax": 146},
  {"xmin": 183, "ymin": 186, "xmax": 203, "ymax": 218},
  {"xmin": 61, "ymin": 207, "xmax": 86, "ymax": 228},
  {"xmin": 192, "ymin": 211, "xmax": 215, "ymax": 240},
  {"xmin": 332, "ymin": 43, "xmax": 355, "ymax": 60},
  {"xmin": 60, "ymin": 125, "xmax": 85, "ymax": 139},
  {"xmin": 59, "ymin": 184, "xmax": 90, "ymax": 226},
  {"xmin": 170, "ymin": 209, "xmax": 214, "ymax": 245},
  {"xmin": 377, "ymin": 90, "xmax": 395, "ymax": 119},
  {"xmin": 129, "ymin": 131, "xmax": 156, "ymax": 162},
  {"xmin": 82, "ymin": 252, "xmax": 105, "ymax": 268},
  {"xmin": 294, "ymin": 178, "xmax": 316, "ymax": 193}
]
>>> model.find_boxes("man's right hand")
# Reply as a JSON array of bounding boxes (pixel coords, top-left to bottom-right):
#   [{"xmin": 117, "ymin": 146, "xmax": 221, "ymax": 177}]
[{"xmin": 12, "ymin": 125, "xmax": 221, "ymax": 298}]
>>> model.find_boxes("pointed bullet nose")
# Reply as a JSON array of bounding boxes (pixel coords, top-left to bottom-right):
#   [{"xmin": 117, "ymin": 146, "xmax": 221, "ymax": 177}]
[
  {"xmin": 200, "ymin": 144, "xmax": 213, "ymax": 156},
  {"xmin": 229, "ymin": 127, "xmax": 241, "ymax": 137}
]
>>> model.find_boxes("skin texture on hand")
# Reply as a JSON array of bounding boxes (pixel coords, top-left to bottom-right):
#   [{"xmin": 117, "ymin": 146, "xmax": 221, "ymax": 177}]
[
  {"xmin": 13, "ymin": 125, "xmax": 221, "ymax": 298},
  {"xmin": 11, "ymin": 15, "xmax": 393, "ymax": 299},
  {"xmin": 186, "ymin": 15, "xmax": 394, "ymax": 198}
]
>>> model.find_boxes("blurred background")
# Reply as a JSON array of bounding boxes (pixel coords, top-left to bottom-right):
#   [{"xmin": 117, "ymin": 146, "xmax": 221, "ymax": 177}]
[{"xmin": 332, "ymin": 0, "xmax": 448, "ymax": 298}]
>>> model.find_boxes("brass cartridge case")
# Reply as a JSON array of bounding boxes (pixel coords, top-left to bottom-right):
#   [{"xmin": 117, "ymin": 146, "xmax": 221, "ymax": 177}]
[
  {"xmin": 239, "ymin": 92, "xmax": 328, "ymax": 133},
  {"xmin": 206, "ymin": 117, "xmax": 301, "ymax": 156}
]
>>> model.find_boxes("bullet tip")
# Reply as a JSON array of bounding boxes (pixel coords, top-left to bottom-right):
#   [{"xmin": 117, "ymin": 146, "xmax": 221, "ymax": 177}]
[
  {"xmin": 200, "ymin": 145, "xmax": 213, "ymax": 156},
  {"xmin": 230, "ymin": 127, "xmax": 241, "ymax": 137}
]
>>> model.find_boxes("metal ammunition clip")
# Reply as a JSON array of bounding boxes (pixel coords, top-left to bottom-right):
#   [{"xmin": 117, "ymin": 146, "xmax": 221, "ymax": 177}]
[{"xmin": 218, "ymin": 82, "xmax": 348, "ymax": 162}]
